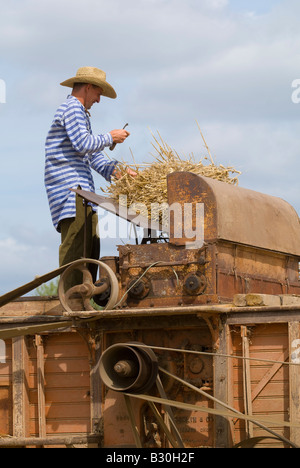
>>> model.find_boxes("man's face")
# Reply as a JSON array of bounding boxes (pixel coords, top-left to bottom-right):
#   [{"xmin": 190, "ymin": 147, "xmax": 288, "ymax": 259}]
[{"xmin": 84, "ymin": 84, "xmax": 103, "ymax": 110}]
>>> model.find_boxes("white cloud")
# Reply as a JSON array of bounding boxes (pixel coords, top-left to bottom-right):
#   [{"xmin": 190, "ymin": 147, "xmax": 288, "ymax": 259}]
[
  {"xmin": 0, "ymin": 229, "xmax": 59, "ymax": 295},
  {"xmin": 207, "ymin": 0, "xmax": 228, "ymax": 9},
  {"xmin": 0, "ymin": 0, "xmax": 300, "ymax": 294},
  {"xmin": 0, "ymin": 237, "xmax": 29, "ymax": 254}
]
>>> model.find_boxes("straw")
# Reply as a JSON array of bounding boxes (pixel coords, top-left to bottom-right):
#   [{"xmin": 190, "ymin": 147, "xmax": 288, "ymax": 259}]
[{"xmin": 103, "ymin": 131, "xmax": 241, "ymax": 224}]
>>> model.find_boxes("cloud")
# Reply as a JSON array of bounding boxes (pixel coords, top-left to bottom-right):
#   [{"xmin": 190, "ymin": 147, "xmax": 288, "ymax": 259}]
[
  {"xmin": 0, "ymin": 217, "xmax": 141, "ymax": 295},
  {"xmin": 0, "ymin": 0, "xmax": 300, "ymax": 295},
  {"xmin": 3, "ymin": 0, "xmax": 298, "ymax": 128},
  {"xmin": 0, "ymin": 227, "xmax": 59, "ymax": 295},
  {"xmin": 0, "ymin": 0, "xmax": 232, "ymax": 71}
]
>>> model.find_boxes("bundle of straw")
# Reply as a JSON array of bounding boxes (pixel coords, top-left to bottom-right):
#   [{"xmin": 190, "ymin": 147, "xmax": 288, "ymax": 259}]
[{"xmin": 103, "ymin": 130, "xmax": 241, "ymax": 223}]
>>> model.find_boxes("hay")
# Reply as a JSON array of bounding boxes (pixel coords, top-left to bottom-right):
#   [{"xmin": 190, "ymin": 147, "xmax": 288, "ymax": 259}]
[{"xmin": 103, "ymin": 131, "xmax": 241, "ymax": 224}]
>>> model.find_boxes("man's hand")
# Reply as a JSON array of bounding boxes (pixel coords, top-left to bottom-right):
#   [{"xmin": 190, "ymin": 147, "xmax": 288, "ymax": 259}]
[
  {"xmin": 109, "ymin": 129, "xmax": 130, "ymax": 144},
  {"xmin": 126, "ymin": 167, "xmax": 137, "ymax": 177},
  {"xmin": 113, "ymin": 167, "xmax": 138, "ymax": 180}
]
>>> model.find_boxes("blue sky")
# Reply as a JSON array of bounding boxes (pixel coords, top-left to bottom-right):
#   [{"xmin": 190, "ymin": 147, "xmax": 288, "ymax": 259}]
[
  {"xmin": 229, "ymin": 0, "xmax": 282, "ymax": 14},
  {"xmin": 0, "ymin": 0, "xmax": 300, "ymax": 294}
]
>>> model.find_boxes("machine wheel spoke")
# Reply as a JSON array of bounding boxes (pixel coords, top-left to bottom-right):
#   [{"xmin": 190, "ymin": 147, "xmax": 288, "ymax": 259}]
[{"xmin": 58, "ymin": 258, "xmax": 119, "ymax": 314}]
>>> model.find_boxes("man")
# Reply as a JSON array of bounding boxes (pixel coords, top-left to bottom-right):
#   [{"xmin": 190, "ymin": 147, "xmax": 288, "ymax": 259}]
[{"xmin": 45, "ymin": 66, "xmax": 133, "ymax": 288}]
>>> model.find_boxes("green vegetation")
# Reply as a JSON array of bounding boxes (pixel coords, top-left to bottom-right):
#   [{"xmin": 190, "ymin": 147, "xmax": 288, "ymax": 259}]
[{"xmin": 35, "ymin": 278, "xmax": 59, "ymax": 297}]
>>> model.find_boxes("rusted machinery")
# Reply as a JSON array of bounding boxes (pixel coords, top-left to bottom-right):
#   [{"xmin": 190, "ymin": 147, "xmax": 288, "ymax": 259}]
[
  {"xmin": 58, "ymin": 171, "xmax": 300, "ymax": 311},
  {"xmin": 1, "ymin": 171, "xmax": 300, "ymax": 448},
  {"xmin": 59, "ymin": 172, "xmax": 300, "ymax": 448},
  {"xmin": 2, "ymin": 171, "xmax": 299, "ymax": 313}
]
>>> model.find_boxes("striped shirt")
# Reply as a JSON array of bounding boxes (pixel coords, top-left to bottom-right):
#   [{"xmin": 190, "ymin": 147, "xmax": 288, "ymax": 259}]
[{"xmin": 44, "ymin": 95, "xmax": 117, "ymax": 231}]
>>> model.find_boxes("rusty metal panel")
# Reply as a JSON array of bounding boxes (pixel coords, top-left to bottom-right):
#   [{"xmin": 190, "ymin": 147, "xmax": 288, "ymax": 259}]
[
  {"xmin": 114, "ymin": 239, "xmax": 300, "ymax": 307},
  {"xmin": 167, "ymin": 172, "xmax": 300, "ymax": 256},
  {"xmin": 72, "ymin": 188, "xmax": 162, "ymax": 231},
  {"xmin": 117, "ymin": 243, "xmax": 218, "ymax": 308},
  {"xmin": 216, "ymin": 242, "xmax": 299, "ymax": 298},
  {"xmin": 167, "ymin": 172, "xmax": 217, "ymax": 247}
]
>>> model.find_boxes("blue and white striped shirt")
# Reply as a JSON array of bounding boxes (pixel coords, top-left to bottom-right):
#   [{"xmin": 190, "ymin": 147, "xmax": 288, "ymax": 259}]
[{"xmin": 44, "ymin": 95, "xmax": 117, "ymax": 231}]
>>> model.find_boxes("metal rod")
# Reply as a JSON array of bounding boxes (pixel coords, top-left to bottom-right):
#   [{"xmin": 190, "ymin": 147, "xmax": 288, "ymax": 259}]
[
  {"xmin": 158, "ymin": 366, "xmax": 299, "ymax": 449},
  {"xmin": 123, "ymin": 394, "xmax": 143, "ymax": 448},
  {"xmin": 156, "ymin": 375, "xmax": 185, "ymax": 448},
  {"xmin": 83, "ymin": 200, "xmax": 88, "ymax": 259},
  {"xmin": 0, "ymin": 434, "xmax": 101, "ymax": 448},
  {"xmin": 147, "ymin": 401, "xmax": 180, "ymax": 448}
]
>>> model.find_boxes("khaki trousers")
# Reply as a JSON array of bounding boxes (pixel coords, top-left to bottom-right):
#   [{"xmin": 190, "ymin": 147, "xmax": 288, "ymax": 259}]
[{"xmin": 59, "ymin": 193, "xmax": 100, "ymax": 290}]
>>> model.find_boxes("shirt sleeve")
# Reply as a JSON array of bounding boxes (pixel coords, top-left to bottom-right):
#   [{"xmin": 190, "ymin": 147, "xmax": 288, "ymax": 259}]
[
  {"xmin": 62, "ymin": 100, "xmax": 112, "ymax": 155},
  {"xmin": 90, "ymin": 154, "xmax": 119, "ymax": 182}
]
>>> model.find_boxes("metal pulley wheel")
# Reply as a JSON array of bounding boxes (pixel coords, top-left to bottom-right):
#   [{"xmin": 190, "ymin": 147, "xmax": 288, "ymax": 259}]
[
  {"xmin": 183, "ymin": 273, "xmax": 207, "ymax": 296},
  {"xmin": 58, "ymin": 258, "xmax": 119, "ymax": 313},
  {"xmin": 99, "ymin": 342, "xmax": 158, "ymax": 394}
]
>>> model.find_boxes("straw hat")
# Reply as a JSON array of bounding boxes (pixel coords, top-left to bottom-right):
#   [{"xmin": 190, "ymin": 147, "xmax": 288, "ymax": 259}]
[{"xmin": 60, "ymin": 66, "xmax": 117, "ymax": 99}]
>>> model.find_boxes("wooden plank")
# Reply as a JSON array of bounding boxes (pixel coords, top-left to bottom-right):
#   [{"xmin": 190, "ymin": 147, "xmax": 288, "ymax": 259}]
[
  {"xmin": 289, "ymin": 321, "xmax": 300, "ymax": 446},
  {"xmin": 0, "ymin": 262, "xmax": 75, "ymax": 308},
  {"xmin": 232, "ymin": 366, "xmax": 288, "ymax": 382},
  {"xmin": 12, "ymin": 336, "xmax": 30, "ymax": 438},
  {"xmin": 227, "ymin": 310, "xmax": 300, "ymax": 325},
  {"xmin": 0, "ymin": 434, "xmax": 101, "ymax": 448},
  {"xmin": 29, "ymin": 388, "xmax": 89, "ymax": 404},
  {"xmin": 0, "ymin": 321, "xmax": 72, "ymax": 340},
  {"xmin": 251, "ymin": 350, "xmax": 289, "ymax": 402},
  {"xmin": 0, "ymin": 338, "xmax": 12, "ymax": 436},
  {"xmin": 37, "ymin": 333, "xmax": 91, "ymax": 436},
  {"xmin": 0, "ymin": 387, "xmax": 11, "ymax": 435},
  {"xmin": 42, "ymin": 404, "xmax": 90, "ymax": 419},
  {"xmin": 0, "ymin": 297, "xmax": 83, "ymax": 317},
  {"xmin": 0, "ymin": 298, "xmax": 63, "ymax": 317},
  {"xmin": 230, "ymin": 323, "xmax": 291, "ymax": 446},
  {"xmin": 90, "ymin": 331, "xmax": 103, "ymax": 435},
  {"xmin": 241, "ymin": 326, "xmax": 253, "ymax": 438},
  {"xmin": 214, "ymin": 322, "xmax": 230, "ymax": 447},
  {"xmin": 35, "ymin": 335, "xmax": 46, "ymax": 439}
]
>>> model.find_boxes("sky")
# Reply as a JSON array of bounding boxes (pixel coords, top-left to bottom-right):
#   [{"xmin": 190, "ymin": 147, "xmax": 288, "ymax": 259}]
[{"xmin": 0, "ymin": 0, "xmax": 300, "ymax": 294}]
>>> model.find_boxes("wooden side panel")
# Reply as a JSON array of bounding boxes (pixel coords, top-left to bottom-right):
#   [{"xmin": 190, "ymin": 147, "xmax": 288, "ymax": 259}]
[
  {"xmin": 0, "ymin": 340, "xmax": 12, "ymax": 436},
  {"xmin": 289, "ymin": 321, "xmax": 300, "ymax": 446},
  {"xmin": 28, "ymin": 332, "xmax": 91, "ymax": 437},
  {"xmin": 229, "ymin": 323, "xmax": 290, "ymax": 447}
]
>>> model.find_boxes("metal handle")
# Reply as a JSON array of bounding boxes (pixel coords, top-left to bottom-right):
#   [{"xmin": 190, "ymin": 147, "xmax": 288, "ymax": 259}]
[{"xmin": 110, "ymin": 123, "xmax": 129, "ymax": 151}]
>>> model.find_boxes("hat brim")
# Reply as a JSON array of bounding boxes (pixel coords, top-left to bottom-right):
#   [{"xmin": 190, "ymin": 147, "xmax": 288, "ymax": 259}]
[{"xmin": 60, "ymin": 76, "xmax": 117, "ymax": 99}]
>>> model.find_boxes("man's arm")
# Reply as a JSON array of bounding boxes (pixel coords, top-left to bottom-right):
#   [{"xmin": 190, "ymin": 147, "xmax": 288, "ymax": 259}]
[
  {"xmin": 90, "ymin": 154, "xmax": 118, "ymax": 182},
  {"xmin": 64, "ymin": 101, "xmax": 113, "ymax": 155},
  {"xmin": 91, "ymin": 155, "xmax": 137, "ymax": 182}
]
